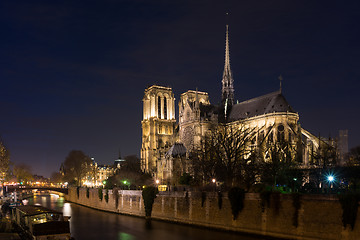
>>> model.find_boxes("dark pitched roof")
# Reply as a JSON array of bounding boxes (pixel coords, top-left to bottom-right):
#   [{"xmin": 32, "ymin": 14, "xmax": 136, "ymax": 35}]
[
  {"xmin": 199, "ymin": 103, "xmax": 218, "ymax": 119},
  {"xmin": 229, "ymin": 91, "xmax": 295, "ymax": 121},
  {"xmin": 165, "ymin": 143, "xmax": 187, "ymax": 158}
]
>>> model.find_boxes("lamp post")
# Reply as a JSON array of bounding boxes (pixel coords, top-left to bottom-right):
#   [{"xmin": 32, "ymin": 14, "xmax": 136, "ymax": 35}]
[
  {"xmin": 327, "ymin": 175, "xmax": 334, "ymax": 189},
  {"xmin": 123, "ymin": 180, "xmax": 130, "ymax": 190},
  {"xmin": 155, "ymin": 179, "xmax": 160, "ymax": 191},
  {"xmin": 212, "ymin": 178, "xmax": 216, "ymax": 192},
  {"xmin": 324, "ymin": 174, "xmax": 336, "ymax": 193}
]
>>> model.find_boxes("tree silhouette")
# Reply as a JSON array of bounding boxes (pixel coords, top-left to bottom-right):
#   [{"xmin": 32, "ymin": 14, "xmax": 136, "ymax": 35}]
[
  {"xmin": 63, "ymin": 150, "xmax": 91, "ymax": 186},
  {"xmin": 0, "ymin": 139, "xmax": 10, "ymax": 182},
  {"xmin": 13, "ymin": 164, "xmax": 33, "ymax": 184}
]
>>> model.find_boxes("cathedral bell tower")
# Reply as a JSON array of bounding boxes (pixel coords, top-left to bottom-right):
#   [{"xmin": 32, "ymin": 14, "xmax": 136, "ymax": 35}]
[{"xmin": 141, "ymin": 85, "xmax": 176, "ymax": 175}]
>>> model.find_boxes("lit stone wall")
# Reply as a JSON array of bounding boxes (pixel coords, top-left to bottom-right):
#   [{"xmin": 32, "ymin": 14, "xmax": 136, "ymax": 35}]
[
  {"xmin": 141, "ymin": 85, "xmax": 176, "ymax": 174},
  {"xmin": 66, "ymin": 188, "xmax": 360, "ymax": 240},
  {"xmin": 178, "ymin": 90, "xmax": 213, "ymax": 152}
]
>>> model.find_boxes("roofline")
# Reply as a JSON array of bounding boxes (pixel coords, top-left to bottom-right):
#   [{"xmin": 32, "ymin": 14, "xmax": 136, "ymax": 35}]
[
  {"xmin": 236, "ymin": 90, "xmax": 281, "ymax": 105},
  {"xmin": 180, "ymin": 90, "xmax": 208, "ymax": 96},
  {"xmin": 228, "ymin": 111, "xmax": 299, "ymax": 125},
  {"xmin": 145, "ymin": 85, "xmax": 173, "ymax": 92},
  {"xmin": 16, "ymin": 206, "xmax": 62, "ymax": 216}
]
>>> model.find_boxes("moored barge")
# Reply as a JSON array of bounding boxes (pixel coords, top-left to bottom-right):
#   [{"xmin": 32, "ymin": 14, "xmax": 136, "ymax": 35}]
[{"xmin": 12, "ymin": 205, "xmax": 71, "ymax": 240}]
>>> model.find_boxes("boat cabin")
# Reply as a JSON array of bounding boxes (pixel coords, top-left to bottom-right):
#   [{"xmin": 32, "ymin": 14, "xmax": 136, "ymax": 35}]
[{"xmin": 13, "ymin": 205, "xmax": 71, "ymax": 240}]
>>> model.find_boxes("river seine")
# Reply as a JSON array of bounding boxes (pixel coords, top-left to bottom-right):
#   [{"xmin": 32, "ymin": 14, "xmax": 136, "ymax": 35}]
[{"xmin": 26, "ymin": 191, "xmax": 265, "ymax": 240}]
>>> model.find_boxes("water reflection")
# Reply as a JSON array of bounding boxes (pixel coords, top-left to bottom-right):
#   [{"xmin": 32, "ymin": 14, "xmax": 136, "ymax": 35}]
[
  {"xmin": 63, "ymin": 203, "xmax": 72, "ymax": 217},
  {"xmin": 26, "ymin": 192, "xmax": 262, "ymax": 240},
  {"xmin": 118, "ymin": 232, "xmax": 135, "ymax": 240}
]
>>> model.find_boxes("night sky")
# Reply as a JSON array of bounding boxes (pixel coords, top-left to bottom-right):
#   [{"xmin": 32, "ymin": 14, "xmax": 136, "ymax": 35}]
[{"xmin": 1, "ymin": 1, "xmax": 359, "ymax": 178}]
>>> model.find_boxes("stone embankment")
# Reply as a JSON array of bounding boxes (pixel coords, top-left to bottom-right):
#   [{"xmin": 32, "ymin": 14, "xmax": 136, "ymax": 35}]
[{"xmin": 65, "ymin": 188, "xmax": 360, "ymax": 240}]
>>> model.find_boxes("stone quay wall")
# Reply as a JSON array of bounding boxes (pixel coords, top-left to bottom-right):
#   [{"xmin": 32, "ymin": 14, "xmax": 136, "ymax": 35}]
[{"xmin": 65, "ymin": 188, "xmax": 360, "ymax": 240}]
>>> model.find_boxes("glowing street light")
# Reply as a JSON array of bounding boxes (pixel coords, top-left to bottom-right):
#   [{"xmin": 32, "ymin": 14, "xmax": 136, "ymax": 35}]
[
  {"xmin": 327, "ymin": 175, "xmax": 334, "ymax": 182},
  {"xmin": 212, "ymin": 178, "xmax": 216, "ymax": 192},
  {"xmin": 122, "ymin": 180, "xmax": 130, "ymax": 190},
  {"xmin": 326, "ymin": 174, "xmax": 335, "ymax": 190},
  {"xmin": 155, "ymin": 179, "xmax": 160, "ymax": 184}
]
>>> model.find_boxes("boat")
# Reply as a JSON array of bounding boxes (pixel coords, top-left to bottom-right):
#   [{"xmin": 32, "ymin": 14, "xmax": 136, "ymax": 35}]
[{"xmin": 12, "ymin": 205, "xmax": 71, "ymax": 240}]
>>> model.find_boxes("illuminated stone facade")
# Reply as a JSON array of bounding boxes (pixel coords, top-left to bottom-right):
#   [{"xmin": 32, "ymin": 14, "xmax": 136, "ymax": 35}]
[
  {"xmin": 179, "ymin": 90, "xmax": 215, "ymax": 152},
  {"xmin": 141, "ymin": 86, "xmax": 176, "ymax": 174},
  {"xmin": 140, "ymin": 25, "xmax": 331, "ymax": 180},
  {"xmin": 82, "ymin": 159, "xmax": 119, "ymax": 187}
]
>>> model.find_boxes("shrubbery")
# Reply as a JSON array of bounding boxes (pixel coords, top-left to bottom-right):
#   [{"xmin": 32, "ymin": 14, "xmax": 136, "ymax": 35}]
[
  {"xmin": 228, "ymin": 187, "xmax": 245, "ymax": 220},
  {"xmin": 338, "ymin": 192, "xmax": 360, "ymax": 230},
  {"xmin": 98, "ymin": 188, "xmax": 103, "ymax": 201},
  {"xmin": 142, "ymin": 186, "xmax": 158, "ymax": 217}
]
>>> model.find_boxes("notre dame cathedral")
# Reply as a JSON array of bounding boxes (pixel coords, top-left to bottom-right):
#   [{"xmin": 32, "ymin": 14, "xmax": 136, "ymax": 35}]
[{"xmin": 140, "ymin": 25, "xmax": 346, "ymax": 182}]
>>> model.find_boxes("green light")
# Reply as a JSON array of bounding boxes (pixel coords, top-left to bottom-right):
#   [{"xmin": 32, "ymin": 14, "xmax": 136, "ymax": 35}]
[
  {"xmin": 123, "ymin": 181, "xmax": 127, "ymax": 185},
  {"xmin": 20, "ymin": 182, "xmax": 23, "ymax": 185},
  {"xmin": 103, "ymin": 180, "xmax": 106, "ymax": 185}
]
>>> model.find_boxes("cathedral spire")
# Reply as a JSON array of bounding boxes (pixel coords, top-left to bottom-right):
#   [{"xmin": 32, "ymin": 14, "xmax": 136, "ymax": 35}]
[{"xmin": 221, "ymin": 24, "xmax": 234, "ymax": 107}]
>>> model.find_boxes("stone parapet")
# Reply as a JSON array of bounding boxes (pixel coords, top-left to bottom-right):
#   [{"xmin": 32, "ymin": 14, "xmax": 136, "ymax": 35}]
[{"xmin": 66, "ymin": 188, "xmax": 360, "ymax": 240}]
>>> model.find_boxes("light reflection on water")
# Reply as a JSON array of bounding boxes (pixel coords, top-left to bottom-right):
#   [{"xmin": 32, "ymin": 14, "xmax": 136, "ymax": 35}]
[
  {"xmin": 63, "ymin": 202, "xmax": 72, "ymax": 217},
  {"xmin": 118, "ymin": 232, "xmax": 135, "ymax": 240},
  {"xmin": 26, "ymin": 192, "xmax": 262, "ymax": 240}
]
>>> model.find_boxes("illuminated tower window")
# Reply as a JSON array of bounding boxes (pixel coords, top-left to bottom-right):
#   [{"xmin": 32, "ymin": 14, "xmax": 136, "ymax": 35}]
[
  {"xmin": 158, "ymin": 96, "xmax": 161, "ymax": 118},
  {"xmin": 164, "ymin": 97, "xmax": 167, "ymax": 119}
]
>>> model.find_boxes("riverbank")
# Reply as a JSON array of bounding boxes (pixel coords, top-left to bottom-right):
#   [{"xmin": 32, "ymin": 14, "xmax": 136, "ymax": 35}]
[{"xmin": 65, "ymin": 188, "xmax": 360, "ymax": 240}]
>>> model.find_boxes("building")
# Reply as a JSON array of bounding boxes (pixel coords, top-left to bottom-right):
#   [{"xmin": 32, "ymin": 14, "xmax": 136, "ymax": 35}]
[
  {"xmin": 82, "ymin": 158, "xmax": 119, "ymax": 187},
  {"xmin": 140, "ymin": 86, "xmax": 176, "ymax": 173},
  {"xmin": 140, "ymin": 25, "xmax": 344, "ymax": 182}
]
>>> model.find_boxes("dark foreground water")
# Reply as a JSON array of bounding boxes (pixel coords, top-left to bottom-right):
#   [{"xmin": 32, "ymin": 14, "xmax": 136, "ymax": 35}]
[{"xmin": 26, "ymin": 192, "xmax": 265, "ymax": 240}]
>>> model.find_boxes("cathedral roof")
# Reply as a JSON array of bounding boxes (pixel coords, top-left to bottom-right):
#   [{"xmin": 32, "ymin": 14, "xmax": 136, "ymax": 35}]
[
  {"xmin": 228, "ymin": 90, "xmax": 295, "ymax": 121},
  {"xmin": 165, "ymin": 142, "xmax": 187, "ymax": 158},
  {"xmin": 199, "ymin": 103, "xmax": 218, "ymax": 119}
]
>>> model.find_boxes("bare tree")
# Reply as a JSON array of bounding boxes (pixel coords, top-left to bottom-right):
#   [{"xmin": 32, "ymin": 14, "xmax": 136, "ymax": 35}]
[
  {"xmin": 13, "ymin": 164, "xmax": 33, "ymax": 184},
  {"xmin": 63, "ymin": 150, "xmax": 92, "ymax": 186},
  {"xmin": 0, "ymin": 139, "xmax": 10, "ymax": 182},
  {"xmin": 190, "ymin": 135, "xmax": 219, "ymax": 185},
  {"xmin": 50, "ymin": 172, "xmax": 63, "ymax": 184},
  {"xmin": 260, "ymin": 139, "xmax": 299, "ymax": 188},
  {"xmin": 346, "ymin": 145, "xmax": 360, "ymax": 166},
  {"xmin": 191, "ymin": 123, "xmax": 257, "ymax": 188},
  {"xmin": 213, "ymin": 124, "xmax": 258, "ymax": 187}
]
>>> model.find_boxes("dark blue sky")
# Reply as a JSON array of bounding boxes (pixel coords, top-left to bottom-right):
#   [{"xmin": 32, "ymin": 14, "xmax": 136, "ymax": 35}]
[{"xmin": 1, "ymin": 1, "xmax": 359, "ymax": 177}]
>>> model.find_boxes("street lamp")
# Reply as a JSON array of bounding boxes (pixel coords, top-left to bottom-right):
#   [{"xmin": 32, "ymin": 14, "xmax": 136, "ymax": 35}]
[
  {"xmin": 122, "ymin": 180, "xmax": 130, "ymax": 190},
  {"xmin": 326, "ymin": 174, "xmax": 335, "ymax": 190},
  {"xmin": 212, "ymin": 178, "xmax": 216, "ymax": 192},
  {"xmin": 155, "ymin": 179, "xmax": 160, "ymax": 191},
  {"xmin": 327, "ymin": 175, "xmax": 334, "ymax": 182}
]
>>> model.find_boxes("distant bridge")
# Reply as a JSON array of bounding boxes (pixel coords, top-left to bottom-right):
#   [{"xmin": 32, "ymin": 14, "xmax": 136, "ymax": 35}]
[{"xmin": 5, "ymin": 186, "xmax": 68, "ymax": 194}]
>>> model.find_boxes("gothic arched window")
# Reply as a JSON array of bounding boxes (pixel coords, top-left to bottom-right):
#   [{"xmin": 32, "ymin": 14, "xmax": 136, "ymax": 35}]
[
  {"xmin": 164, "ymin": 97, "xmax": 167, "ymax": 119},
  {"xmin": 158, "ymin": 96, "xmax": 161, "ymax": 118},
  {"xmin": 268, "ymin": 131, "xmax": 273, "ymax": 143}
]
